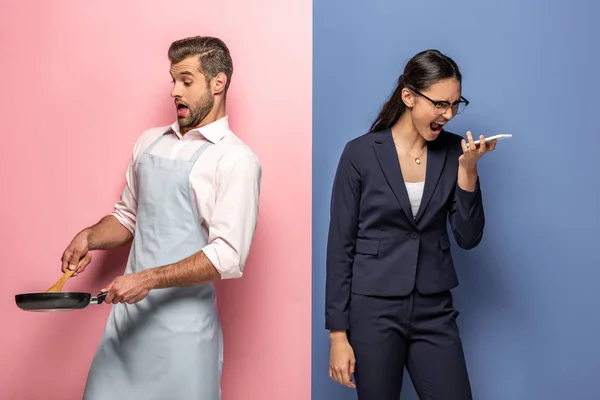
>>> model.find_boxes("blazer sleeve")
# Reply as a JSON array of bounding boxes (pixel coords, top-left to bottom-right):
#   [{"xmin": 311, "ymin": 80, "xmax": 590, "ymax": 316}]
[
  {"xmin": 448, "ymin": 177, "xmax": 485, "ymax": 250},
  {"xmin": 325, "ymin": 143, "xmax": 361, "ymax": 331}
]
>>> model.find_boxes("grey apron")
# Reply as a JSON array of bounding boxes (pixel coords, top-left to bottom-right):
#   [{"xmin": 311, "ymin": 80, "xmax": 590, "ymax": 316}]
[{"xmin": 83, "ymin": 133, "xmax": 223, "ymax": 400}]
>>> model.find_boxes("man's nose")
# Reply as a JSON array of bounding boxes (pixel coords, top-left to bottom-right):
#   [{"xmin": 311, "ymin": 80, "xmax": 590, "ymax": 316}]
[{"xmin": 171, "ymin": 83, "xmax": 182, "ymax": 98}]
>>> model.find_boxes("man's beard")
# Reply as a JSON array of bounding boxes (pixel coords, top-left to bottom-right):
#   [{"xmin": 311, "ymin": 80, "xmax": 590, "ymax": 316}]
[{"xmin": 179, "ymin": 92, "xmax": 215, "ymax": 128}]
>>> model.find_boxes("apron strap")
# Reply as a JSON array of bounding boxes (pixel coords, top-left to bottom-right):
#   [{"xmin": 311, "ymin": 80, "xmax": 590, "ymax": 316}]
[
  {"xmin": 144, "ymin": 132, "xmax": 169, "ymax": 155},
  {"xmin": 189, "ymin": 142, "xmax": 212, "ymax": 164}
]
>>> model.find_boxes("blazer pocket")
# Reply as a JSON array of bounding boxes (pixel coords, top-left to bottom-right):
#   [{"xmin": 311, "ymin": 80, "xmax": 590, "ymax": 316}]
[
  {"xmin": 439, "ymin": 234, "xmax": 451, "ymax": 250},
  {"xmin": 355, "ymin": 239, "xmax": 380, "ymax": 256}
]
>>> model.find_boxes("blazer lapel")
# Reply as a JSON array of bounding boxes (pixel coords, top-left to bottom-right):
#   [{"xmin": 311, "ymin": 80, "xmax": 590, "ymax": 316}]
[
  {"xmin": 415, "ymin": 132, "xmax": 449, "ymax": 222},
  {"xmin": 373, "ymin": 130, "xmax": 417, "ymax": 228}
]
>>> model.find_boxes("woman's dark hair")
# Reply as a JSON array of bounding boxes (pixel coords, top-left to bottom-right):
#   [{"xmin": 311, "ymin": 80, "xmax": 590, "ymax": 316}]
[{"xmin": 369, "ymin": 49, "xmax": 462, "ymax": 133}]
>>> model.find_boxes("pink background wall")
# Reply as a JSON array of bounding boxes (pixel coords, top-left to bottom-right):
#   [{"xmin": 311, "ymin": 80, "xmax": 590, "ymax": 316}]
[{"xmin": 0, "ymin": 1, "xmax": 311, "ymax": 399}]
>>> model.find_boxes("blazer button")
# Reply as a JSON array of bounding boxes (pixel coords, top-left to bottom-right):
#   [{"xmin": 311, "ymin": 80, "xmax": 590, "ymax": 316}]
[{"xmin": 410, "ymin": 232, "xmax": 419, "ymax": 239}]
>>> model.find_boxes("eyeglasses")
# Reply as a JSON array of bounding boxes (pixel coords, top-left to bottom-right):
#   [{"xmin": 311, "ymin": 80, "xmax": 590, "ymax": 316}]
[{"xmin": 409, "ymin": 87, "xmax": 469, "ymax": 116}]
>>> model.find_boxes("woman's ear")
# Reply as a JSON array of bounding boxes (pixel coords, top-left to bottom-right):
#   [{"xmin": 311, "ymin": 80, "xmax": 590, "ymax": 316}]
[{"xmin": 401, "ymin": 87, "xmax": 414, "ymax": 108}]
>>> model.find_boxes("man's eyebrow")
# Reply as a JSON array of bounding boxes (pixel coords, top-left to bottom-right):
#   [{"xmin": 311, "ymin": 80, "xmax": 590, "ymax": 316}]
[{"xmin": 169, "ymin": 71, "xmax": 195, "ymax": 77}]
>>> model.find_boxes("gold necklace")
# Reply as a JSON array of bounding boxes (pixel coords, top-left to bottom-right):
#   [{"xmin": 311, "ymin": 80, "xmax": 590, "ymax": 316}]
[{"xmin": 394, "ymin": 142, "xmax": 426, "ymax": 164}]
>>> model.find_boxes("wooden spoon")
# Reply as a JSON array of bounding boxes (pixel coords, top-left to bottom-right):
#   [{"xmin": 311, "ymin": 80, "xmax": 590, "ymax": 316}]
[{"xmin": 46, "ymin": 258, "xmax": 86, "ymax": 293}]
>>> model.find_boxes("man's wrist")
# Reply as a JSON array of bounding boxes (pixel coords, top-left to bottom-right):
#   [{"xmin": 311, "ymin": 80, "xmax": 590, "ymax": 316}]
[
  {"xmin": 80, "ymin": 228, "xmax": 94, "ymax": 250},
  {"xmin": 138, "ymin": 268, "xmax": 159, "ymax": 291}
]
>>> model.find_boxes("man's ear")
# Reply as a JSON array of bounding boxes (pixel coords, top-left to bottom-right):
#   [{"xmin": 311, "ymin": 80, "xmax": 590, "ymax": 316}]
[{"xmin": 211, "ymin": 72, "xmax": 227, "ymax": 95}]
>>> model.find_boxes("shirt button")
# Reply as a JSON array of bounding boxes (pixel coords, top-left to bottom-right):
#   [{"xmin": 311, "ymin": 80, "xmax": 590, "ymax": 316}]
[{"xmin": 410, "ymin": 232, "xmax": 419, "ymax": 239}]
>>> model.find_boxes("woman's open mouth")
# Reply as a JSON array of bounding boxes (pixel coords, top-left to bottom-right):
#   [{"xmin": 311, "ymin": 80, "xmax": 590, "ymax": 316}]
[{"xmin": 429, "ymin": 121, "xmax": 445, "ymax": 135}]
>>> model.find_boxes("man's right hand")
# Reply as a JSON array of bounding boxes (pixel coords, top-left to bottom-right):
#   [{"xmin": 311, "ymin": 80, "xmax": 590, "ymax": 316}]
[
  {"xmin": 329, "ymin": 331, "xmax": 356, "ymax": 389},
  {"xmin": 61, "ymin": 230, "xmax": 92, "ymax": 276}
]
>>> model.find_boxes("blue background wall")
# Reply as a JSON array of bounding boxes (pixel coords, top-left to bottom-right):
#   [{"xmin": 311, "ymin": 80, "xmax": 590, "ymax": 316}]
[{"xmin": 312, "ymin": 1, "xmax": 600, "ymax": 399}]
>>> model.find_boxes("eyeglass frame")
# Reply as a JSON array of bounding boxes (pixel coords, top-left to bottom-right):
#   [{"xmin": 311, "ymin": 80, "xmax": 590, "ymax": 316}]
[{"xmin": 407, "ymin": 86, "xmax": 470, "ymax": 116}]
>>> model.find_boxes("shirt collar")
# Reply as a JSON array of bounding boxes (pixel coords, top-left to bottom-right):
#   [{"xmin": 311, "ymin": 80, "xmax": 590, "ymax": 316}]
[{"xmin": 168, "ymin": 115, "xmax": 230, "ymax": 143}]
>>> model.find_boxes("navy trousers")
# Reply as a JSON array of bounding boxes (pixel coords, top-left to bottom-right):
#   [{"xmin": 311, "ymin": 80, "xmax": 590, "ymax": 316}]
[{"xmin": 348, "ymin": 290, "xmax": 472, "ymax": 400}]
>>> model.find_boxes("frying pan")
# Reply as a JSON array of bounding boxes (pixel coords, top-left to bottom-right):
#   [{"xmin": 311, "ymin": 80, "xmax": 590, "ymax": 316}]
[
  {"xmin": 15, "ymin": 258, "xmax": 108, "ymax": 312},
  {"xmin": 15, "ymin": 291, "xmax": 107, "ymax": 312}
]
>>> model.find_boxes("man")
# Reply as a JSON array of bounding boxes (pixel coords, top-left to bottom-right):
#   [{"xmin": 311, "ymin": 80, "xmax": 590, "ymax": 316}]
[{"xmin": 60, "ymin": 36, "xmax": 262, "ymax": 399}]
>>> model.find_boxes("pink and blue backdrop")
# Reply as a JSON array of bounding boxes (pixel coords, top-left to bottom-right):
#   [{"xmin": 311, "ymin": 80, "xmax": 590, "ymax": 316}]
[
  {"xmin": 0, "ymin": 1, "xmax": 311, "ymax": 399},
  {"xmin": 3, "ymin": 0, "xmax": 600, "ymax": 399}
]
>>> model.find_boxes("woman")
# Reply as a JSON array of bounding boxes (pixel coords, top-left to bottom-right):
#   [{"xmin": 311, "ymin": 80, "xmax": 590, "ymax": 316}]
[{"xmin": 325, "ymin": 49, "xmax": 496, "ymax": 400}]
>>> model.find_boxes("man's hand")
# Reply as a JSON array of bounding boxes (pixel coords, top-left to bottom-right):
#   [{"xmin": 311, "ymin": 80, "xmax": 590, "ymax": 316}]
[
  {"xmin": 103, "ymin": 273, "xmax": 151, "ymax": 304},
  {"xmin": 60, "ymin": 215, "xmax": 134, "ymax": 277},
  {"xmin": 61, "ymin": 230, "xmax": 92, "ymax": 276}
]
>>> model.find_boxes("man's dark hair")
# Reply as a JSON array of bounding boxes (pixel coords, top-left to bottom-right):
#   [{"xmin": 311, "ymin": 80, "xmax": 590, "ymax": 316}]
[{"xmin": 168, "ymin": 36, "xmax": 234, "ymax": 95}]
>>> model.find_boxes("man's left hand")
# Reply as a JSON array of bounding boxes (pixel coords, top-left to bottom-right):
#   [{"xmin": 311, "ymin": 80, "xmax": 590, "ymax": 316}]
[{"xmin": 102, "ymin": 273, "xmax": 151, "ymax": 304}]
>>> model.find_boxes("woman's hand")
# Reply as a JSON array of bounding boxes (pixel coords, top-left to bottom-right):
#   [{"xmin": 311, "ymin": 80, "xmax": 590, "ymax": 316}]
[
  {"xmin": 329, "ymin": 331, "xmax": 356, "ymax": 389},
  {"xmin": 459, "ymin": 131, "xmax": 497, "ymax": 169},
  {"xmin": 457, "ymin": 131, "xmax": 497, "ymax": 191}
]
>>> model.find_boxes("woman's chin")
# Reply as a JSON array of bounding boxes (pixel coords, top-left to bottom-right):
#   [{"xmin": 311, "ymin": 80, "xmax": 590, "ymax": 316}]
[{"xmin": 421, "ymin": 127, "xmax": 442, "ymax": 141}]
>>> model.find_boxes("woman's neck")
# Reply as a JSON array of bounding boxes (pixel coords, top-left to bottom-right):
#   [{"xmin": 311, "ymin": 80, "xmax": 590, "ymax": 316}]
[{"xmin": 391, "ymin": 113, "xmax": 426, "ymax": 152}]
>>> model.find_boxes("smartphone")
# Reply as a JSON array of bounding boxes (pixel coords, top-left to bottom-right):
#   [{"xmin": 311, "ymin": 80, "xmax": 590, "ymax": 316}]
[{"xmin": 466, "ymin": 134, "xmax": 513, "ymax": 147}]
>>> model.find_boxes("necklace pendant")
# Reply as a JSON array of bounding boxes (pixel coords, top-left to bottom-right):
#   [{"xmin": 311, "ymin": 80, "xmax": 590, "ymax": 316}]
[{"xmin": 415, "ymin": 158, "xmax": 421, "ymax": 164}]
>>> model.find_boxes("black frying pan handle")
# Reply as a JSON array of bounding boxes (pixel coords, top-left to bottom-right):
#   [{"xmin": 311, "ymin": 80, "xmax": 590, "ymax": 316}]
[{"xmin": 93, "ymin": 292, "xmax": 108, "ymax": 304}]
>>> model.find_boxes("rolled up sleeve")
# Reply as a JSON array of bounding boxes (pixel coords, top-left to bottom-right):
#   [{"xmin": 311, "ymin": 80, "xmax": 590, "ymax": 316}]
[
  {"xmin": 112, "ymin": 148, "xmax": 139, "ymax": 234},
  {"xmin": 202, "ymin": 152, "xmax": 262, "ymax": 279}
]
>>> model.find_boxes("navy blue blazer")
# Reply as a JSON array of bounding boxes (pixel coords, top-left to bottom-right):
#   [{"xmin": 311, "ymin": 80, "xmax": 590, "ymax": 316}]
[{"xmin": 325, "ymin": 128, "xmax": 485, "ymax": 331}]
